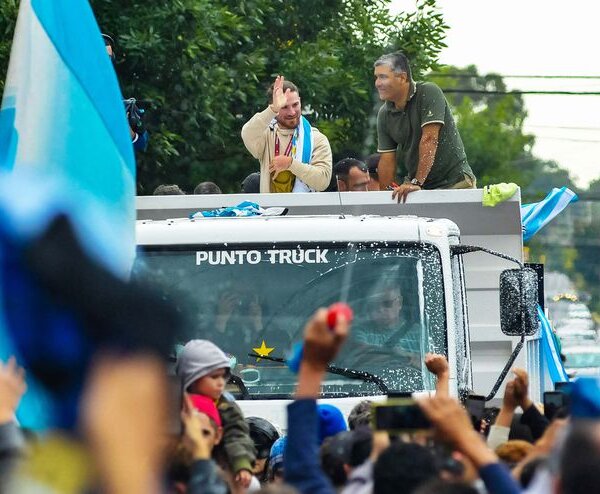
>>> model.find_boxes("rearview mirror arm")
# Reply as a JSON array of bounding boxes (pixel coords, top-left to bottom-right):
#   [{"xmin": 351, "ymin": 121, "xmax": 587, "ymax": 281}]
[
  {"xmin": 484, "ymin": 334, "xmax": 525, "ymax": 402},
  {"xmin": 450, "ymin": 244, "xmax": 524, "ymax": 269}
]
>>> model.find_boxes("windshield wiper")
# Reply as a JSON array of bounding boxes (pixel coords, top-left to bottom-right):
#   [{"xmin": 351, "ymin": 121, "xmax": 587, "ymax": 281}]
[{"xmin": 247, "ymin": 353, "xmax": 389, "ymax": 394}]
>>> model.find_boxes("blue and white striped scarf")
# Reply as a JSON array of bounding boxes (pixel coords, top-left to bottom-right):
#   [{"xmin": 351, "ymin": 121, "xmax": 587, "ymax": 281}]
[{"xmin": 270, "ymin": 115, "xmax": 315, "ymax": 193}]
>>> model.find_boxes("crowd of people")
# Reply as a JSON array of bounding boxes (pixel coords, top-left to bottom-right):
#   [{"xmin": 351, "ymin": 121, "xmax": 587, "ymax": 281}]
[
  {"xmin": 1, "ymin": 304, "xmax": 598, "ymax": 494},
  {"xmin": 153, "ymin": 51, "xmax": 477, "ymax": 202},
  {"xmin": 0, "ymin": 35, "xmax": 590, "ymax": 494}
]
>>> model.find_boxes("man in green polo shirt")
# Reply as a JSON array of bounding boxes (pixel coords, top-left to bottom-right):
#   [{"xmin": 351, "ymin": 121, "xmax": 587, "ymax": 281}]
[{"xmin": 374, "ymin": 52, "xmax": 476, "ymax": 202}]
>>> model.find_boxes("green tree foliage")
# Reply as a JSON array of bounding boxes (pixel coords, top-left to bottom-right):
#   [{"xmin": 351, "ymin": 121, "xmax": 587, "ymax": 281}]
[
  {"xmin": 0, "ymin": 0, "xmax": 18, "ymax": 94},
  {"xmin": 103, "ymin": 0, "xmax": 448, "ymax": 193},
  {"xmin": 429, "ymin": 65, "xmax": 537, "ymax": 188},
  {"xmin": 88, "ymin": 0, "xmax": 445, "ymax": 193},
  {"xmin": 573, "ymin": 220, "xmax": 600, "ymax": 317},
  {"xmin": 522, "ymin": 159, "xmax": 580, "ymax": 201},
  {"xmin": 572, "ymin": 183, "xmax": 600, "ymax": 317},
  {"xmin": 429, "ymin": 65, "xmax": 582, "ymax": 202},
  {"xmin": 0, "ymin": 1, "xmax": 447, "ymax": 193}
]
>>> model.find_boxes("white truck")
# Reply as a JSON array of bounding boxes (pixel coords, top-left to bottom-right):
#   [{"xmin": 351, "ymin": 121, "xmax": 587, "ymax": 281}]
[{"xmin": 135, "ymin": 189, "xmax": 543, "ymax": 427}]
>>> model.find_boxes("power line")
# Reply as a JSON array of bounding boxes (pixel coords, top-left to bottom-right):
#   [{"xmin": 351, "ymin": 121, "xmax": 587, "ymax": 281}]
[
  {"xmin": 527, "ymin": 124, "xmax": 600, "ymax": 131},
  {"xmin": 442, "ymin": 89, "xmax": 600, "ymax": 95},
  {"xmin": 533, "ymin": 136, "xmax": 600, "ymax": 143},
  {"xmin": 430, "ymin": 73, "xmax": 600, "ymax": 80}
]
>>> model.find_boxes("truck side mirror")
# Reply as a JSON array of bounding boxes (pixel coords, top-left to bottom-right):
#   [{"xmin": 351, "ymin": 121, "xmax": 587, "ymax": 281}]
[{"xmin": 499, "ymin": 268, "xmax": 539, "ymax": 336}]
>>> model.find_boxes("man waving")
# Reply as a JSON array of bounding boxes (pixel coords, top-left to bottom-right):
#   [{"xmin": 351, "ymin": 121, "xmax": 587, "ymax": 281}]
[{"xmin": 242, "ymin": 76, "xmax": 332, "ymax": 193}]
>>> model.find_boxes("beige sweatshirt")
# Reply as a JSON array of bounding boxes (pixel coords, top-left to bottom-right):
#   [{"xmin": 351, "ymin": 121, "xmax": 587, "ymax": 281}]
[{"xmin": 241, "ymin": 107, "xmax": 332, "ymax": 193}]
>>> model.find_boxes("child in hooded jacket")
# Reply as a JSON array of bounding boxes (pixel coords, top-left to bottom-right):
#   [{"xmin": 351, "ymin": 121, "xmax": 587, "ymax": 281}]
[{"xmin": 176, "ymin": 340, "xmax": 256, "ymax": 489}]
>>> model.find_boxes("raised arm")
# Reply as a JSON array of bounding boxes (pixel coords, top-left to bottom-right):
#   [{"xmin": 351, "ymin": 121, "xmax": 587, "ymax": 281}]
[
  {"xmin": 285, "ymin": 307, "xmax": 349, "ymax": 494},
  {"xmin": 241, "ymin": 75, "xmax": 289, "ymax": 159},
  {"xmin": 425, "ymin": 353, "xmax": 449, "ymax": 397}
]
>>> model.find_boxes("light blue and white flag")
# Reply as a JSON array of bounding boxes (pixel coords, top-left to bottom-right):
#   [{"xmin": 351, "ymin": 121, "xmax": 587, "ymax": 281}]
[
  {"xmin": 0, "ymin": 0, "xmax": 135, "ymax": 275},
  {"xmin": 521, "ymin": 187, "xmax": 578, "ymax": 241},
  {"xmin": 538, "ymin": 305, "xmax": 569, "ymax": 383},
  {"xmin": 0, "ymin": 0, "xmax": 136, "ymax": 428}
]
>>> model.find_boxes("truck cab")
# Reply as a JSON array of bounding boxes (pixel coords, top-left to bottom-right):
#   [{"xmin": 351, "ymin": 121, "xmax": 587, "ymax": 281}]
[{"xmin": 135, "ymin": 189, "xmax": 538, "ymax": 425}]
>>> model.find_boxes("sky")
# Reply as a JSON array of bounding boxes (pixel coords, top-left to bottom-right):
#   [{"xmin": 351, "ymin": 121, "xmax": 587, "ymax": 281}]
[{"xmin": 391, "ymin": 0, "xmax": 600, "ymax": 188}]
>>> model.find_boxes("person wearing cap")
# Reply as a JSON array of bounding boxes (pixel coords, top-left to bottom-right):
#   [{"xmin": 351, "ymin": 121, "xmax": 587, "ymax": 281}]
[
  {"xmin": 176, "ymin": 339, "xmax": 256, "ymax": 489},
  {"xmin": 246, "ymin": 416, "xmax": 280, "ymax": 483},
  {"xmin": 317, "ymin": 404, "xmax": 347, "ymax": 444},
  {"xmin": 268, "ymin": 436, "xmax": 287, "ymax": 484},
  {"xmin": 241, "ymin": 75, "xmax": 332, "ymax": 193},
  {"xmin": 374, "ymin": 52, "xmax": 475, "ymax": 202},
  {"xmin": 333, "ymin": 158, "xmax": 370, "ymax": 192}
]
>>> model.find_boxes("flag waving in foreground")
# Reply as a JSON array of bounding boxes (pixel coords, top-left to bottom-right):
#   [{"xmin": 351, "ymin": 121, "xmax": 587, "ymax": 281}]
[
  {"xmin": 521, "ymin": 187, "xmax": 576, "ymax": 385},
  {"xmin": 521, "ymin": 187, "xmax": 578, "ymax": 242},
  {"xmin": 0, "ymin": 0, "xmax": 137, "ymax": 429}
]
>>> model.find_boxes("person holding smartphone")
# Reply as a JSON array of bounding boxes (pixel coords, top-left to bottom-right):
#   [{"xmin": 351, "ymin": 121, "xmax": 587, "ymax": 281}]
[{"xmin": 417, "ymin": 396, "xmax": 521, "ymax": 494}]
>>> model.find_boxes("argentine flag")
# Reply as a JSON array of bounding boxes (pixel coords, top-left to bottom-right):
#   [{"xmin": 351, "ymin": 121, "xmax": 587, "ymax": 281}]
[
  {"xmin": 538, "ymin": 306, "xmax": 569, "ymax": 383},
  {"xmin": 521, "ymin": 187, "xmax": 578, "ymax": 242},
  {"xmin": 0, "ymin": 0, "xmax": 135, "ymax": 428}
]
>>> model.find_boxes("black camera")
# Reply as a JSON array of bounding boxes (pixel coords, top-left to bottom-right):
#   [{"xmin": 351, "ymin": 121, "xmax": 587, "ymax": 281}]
[
  {"xmin": 372, "ymin": 399, "xmax": 431, "ymax": 432},
  {"xmin": 123, "ymin": 98, "xmax": 146, "ymax": 134}
]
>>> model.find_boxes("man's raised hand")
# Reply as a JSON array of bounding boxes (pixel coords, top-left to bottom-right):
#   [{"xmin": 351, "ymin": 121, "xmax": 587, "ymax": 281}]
[
  {"xmin": 303, "ymin": 307, "xmax": 349, "ymax": 372},
  {"xmin": 512, "ymin": 368, "xmax": 533, "ymax": 411},
  {"xmin": 425, "ymin": 353, "xmax": 449, "ymax": 377},
  {"xmin": 270, "ymin": 75, "xmax": 289, "ymax": 113}
]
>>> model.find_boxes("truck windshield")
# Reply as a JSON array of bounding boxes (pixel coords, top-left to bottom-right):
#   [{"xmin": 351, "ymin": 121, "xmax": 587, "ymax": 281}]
[{"xmin": 134, "ymin": 242, "xmax": 447, "ymax": 398}]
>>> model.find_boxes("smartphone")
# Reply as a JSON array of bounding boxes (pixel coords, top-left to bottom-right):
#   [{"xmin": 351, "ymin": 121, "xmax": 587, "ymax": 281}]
[
  {"xmin": 465, "ymin": 394, "xmax": 486, "ymax": 430},
  {"xmin": 372, "ymin": 399, "xmax": 431, "ymax": 432},
  {"xmin": 544, "ymin": 391, "xmax": 567, "ymax": 420},
  {"xmin": 386, "ymin": 391, "xmax": 413, "ymax": 399}
]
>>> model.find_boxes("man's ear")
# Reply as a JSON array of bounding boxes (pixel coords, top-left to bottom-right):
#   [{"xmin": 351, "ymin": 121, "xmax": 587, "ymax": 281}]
[
  {"xmin": 337, "ymin": 179, "xmax": 348, "ymax": 192},
  {"xmin": 214, "ymin": 426, "xmax": 224, "ymax": 446}
]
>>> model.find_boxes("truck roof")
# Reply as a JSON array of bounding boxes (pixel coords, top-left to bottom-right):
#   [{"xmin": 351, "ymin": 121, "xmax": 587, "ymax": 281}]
[
  {"xmin": 136, "ymin": 214, "xmax": 460, "ymax": 245},
  {"xmin": 136, "ymin": 189, "xmax": 521, "ymax": 237}
]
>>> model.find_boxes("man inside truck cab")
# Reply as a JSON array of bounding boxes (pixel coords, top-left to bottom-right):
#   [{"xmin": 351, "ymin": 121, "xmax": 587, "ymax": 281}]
[
  {"xmin": 350, "ymin": 285, "xmax": 421, "ymax": 367},
  {"xmin": 373, "ymin": 51, "xmax": 476, "ymax": 203},
  {"xmin": 241, "ymin": 75, "xmax": 332, "ymax": 193}
]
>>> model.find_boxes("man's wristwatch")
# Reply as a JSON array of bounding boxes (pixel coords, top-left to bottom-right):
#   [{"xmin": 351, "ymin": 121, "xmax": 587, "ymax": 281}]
[{"xmin": 410, "ymin": 178, "xmax": 424, "ymax": 187}]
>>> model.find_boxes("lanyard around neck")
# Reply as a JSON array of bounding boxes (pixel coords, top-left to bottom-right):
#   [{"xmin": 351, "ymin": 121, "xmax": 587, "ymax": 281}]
[{"xmin": 274, "ymin": 133, "xmax": 294, "ymax": 157}]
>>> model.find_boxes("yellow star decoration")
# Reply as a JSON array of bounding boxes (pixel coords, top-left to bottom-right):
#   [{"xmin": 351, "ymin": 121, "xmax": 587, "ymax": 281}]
[{"xmin": 252, "ymin": 340, "xmax": 275, "ymax": 361}]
